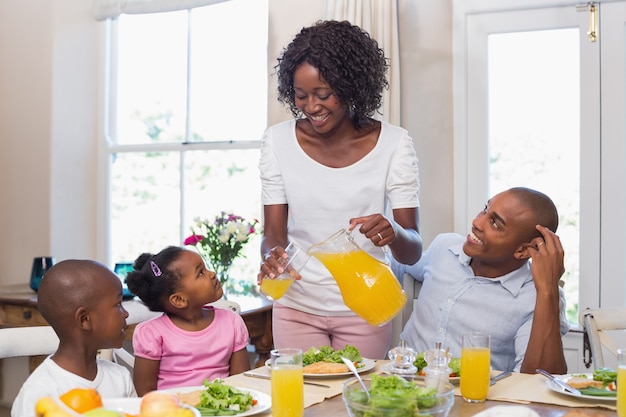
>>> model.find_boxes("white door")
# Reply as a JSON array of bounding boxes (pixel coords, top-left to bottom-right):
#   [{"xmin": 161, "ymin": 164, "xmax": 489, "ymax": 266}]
[{"xmin": 458, "ymin": 1, "xmax": 626, "ymax": 323}]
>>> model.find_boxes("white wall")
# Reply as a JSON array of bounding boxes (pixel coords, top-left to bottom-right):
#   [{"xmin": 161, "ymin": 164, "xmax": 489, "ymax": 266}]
[
  {"xmin": 0, "ymin": 2, "xmax": 54, "ymax": 285},
  {"xmin": 0, "ymin": 0, "xmax": 454, "ymax": 405},
  {"xmin": 0, "ymin": 0, "xmax": 100, "ymax": 287},
  {"xmin": 398, "ymin": 0, "xmax": 454, "ymax": 240}
]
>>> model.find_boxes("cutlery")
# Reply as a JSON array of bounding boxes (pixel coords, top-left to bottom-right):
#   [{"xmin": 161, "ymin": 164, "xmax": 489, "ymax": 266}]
[
  {"xmin": 490, "ymin": 371, "xmax": 512, "ymax": 385},
  {"xmin": 242, "ymin": 372, "xmax": 331, "ymax": 388},
  {"xmin": 341, "ymin": 357, "xmax": 370, "ymax": 399},
  {"xmin": 536, "ymin": 368, "xmax": 582, "ymax": 396}
]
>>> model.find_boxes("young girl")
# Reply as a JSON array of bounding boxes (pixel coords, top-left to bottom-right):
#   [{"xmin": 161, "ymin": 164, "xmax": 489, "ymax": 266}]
[{"xmin": 125, "ymin": 246, "xmax": 250, "ymax": 395}]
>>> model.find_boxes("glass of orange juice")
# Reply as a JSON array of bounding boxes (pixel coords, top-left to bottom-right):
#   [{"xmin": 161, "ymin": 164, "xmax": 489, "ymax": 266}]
[
  {"xmin": 618, "ymin": 348, "xmax": 626, "ymax": 416},
  {"xmin": 460, "ymin": 332, "xmax": 491, "ymax": 403},
  {"xmin": 260, "ymin": 242, "xmax": 309, "ymax": 301},
  {"xmin": 271, "ymin": 348, "xmax": 303, "ymax": 417}
]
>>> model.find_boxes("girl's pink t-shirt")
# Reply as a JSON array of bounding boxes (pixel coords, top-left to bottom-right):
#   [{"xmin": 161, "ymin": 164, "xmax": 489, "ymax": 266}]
[{"xmin": 132, "ymin": 307, "xmax": 249, "ymax": 390}]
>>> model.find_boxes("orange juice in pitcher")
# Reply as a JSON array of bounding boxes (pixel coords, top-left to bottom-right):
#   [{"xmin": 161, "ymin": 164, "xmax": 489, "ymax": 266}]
[{"xmin": 307, "ymin": 229, "xmax": 406, "ymax": 327}]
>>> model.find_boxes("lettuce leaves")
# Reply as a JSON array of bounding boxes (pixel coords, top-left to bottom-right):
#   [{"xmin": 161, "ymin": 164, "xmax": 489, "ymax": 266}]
[
  {"xmin": 199, "ymin": 379, "xmax": 253, "ymax": 413},
  {"xmin": 302, "ymin": 344, "xmax": 362, "ymax": 366},
  {"xmin": 345, "ymin": 374, "xmax": 440, "ymax": 417}
]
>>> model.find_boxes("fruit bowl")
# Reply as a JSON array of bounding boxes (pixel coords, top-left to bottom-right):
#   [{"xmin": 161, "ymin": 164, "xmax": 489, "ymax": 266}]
[{"xmin": 342, "ymin": 376, "xmax": 455, "ymax": 417}]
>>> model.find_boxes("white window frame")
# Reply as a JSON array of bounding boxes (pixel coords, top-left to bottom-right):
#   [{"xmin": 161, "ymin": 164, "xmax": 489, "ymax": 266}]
[{"xmin": 96, "ymin": 3, "xmax": 267, "ymax": 269}]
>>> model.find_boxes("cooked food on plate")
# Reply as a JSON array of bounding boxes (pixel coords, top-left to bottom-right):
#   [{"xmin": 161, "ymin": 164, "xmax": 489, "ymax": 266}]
[
  {"xmin": 173, "ymin": 379, "xmax": 257, "ymax": 415},
  {"xmin": 563, "ymin": 411, "xmax": 611, "ymax": 417},
  {"xmin": 565, "ymin": 377, "xmax": 604, "ymax": 389},
  {"xmin": 565, "ymin": 367, "xmax": 617, "ymax": 396},
  {"xmin": 303, "ymin": 361, "xmax": 350, "ymax": 374},
  {"xmin": 301, "ymin": 345, "xmax": 363, "ymax": 374}
]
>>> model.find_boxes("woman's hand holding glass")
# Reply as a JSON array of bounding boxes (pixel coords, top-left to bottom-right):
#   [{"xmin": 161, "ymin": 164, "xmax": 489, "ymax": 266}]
[{"xmin": 259, "ymin": 242, "xmax": 309, "ymax": 300}]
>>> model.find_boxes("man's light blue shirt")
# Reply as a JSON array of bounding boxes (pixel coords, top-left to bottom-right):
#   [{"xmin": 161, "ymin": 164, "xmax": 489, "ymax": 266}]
[{"xmin": 392, "ymin": 233, "xmax": 569, "ymax": 372}]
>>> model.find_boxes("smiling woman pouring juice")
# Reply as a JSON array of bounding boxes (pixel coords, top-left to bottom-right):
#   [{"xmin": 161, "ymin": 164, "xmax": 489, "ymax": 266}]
[{"xmin": 257, "ymin": 20, "xmax": 423, "ymax": 359}]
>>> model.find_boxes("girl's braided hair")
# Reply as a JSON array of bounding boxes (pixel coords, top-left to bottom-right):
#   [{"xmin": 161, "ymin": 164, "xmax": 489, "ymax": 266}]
[{"xmin": 125, "ymin": 246, "xmax": 186, "ymax": 312}]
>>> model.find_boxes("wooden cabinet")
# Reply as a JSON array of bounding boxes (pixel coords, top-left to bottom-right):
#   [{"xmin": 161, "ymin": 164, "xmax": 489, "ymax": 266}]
[{"xmin": 0, "ymin": 287, "xmax": 44, "ymax": 328}]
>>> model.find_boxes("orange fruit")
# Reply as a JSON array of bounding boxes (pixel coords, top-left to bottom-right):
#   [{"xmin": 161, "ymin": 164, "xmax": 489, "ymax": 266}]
[{"xmin": 59, "ymin": 388, "xmax": 103, "ymax": 413}]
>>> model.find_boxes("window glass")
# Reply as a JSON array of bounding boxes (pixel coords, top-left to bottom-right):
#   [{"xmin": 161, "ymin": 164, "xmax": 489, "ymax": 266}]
[
  {"xmin": 111, "ymin": 151, "xmax": 182, "ymax": 260},
  {"xmin": 190, "ymin": 3, "xmax": 268, "ymax": 141},
  {"xmin": 117, "ymin": 11, "xmax": 188, "ymax": 145},
  {"xmin": 183, "ymin": 149, "xmax": 262, "ymax": 286},
  {"xmin": 108, "ymin": 0, "xmax": 268, "ymax": 296},
  {"xmin": 488, "ymin": 29, "xmax": 580, "ymax": 321}
]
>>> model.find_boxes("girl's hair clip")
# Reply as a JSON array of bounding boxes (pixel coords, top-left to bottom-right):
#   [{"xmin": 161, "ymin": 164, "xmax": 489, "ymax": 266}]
[{"xmin": 150, "ymin": 260, "xmax": 163, "ymax": 277}]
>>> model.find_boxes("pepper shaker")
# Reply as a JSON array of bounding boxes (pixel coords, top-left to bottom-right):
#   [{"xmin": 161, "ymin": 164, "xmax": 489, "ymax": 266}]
[
  {"xmin": 423, "ymin": 342, "xmax": 452, "ymax": 391},
  {"xmin": 387, "ymin": 340, "xmax": 418, "ymax": 376}
]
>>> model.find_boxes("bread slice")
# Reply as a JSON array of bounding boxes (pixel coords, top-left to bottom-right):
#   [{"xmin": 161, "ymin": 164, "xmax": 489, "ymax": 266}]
[
  {"xmin": 565, "ymin": 377, "xmax": 604, "ymax": 389},
  {"xmin": 175, "ymin": 390, "xmax": 202, "ymax": 407},
  {"xmin": 303, "ymin": 361, "xmax": 349, "ymax": 374}
]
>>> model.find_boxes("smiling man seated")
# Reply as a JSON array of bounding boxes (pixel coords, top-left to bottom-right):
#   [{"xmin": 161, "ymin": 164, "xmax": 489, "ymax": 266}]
[{"xmin": 392, "ymin": 187, "xmax": 569, "ymax": 374}]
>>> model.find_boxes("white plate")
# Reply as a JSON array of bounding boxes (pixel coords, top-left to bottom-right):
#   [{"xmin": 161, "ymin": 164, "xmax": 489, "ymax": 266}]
[
  {"xmin": 379, "ymin": 362, "xmax": 460, "ymax": 384},
  {"xmin": 545, "ymin": 373, "xmax": 616, "ymax": 402},
  {"xmin": 472, "ymin": 405, "xmax": 540, "ymax": 417},
  {"xmin": 159, "ymin": 385, "xmax": 272, "ymax": 416},
  {"xmin": 103, "ymin": 398, "xmax": 201, "ymax": 416},
  {"xmin": 265, "ymin": 357, "xmax": 377, "ymax": 378}
]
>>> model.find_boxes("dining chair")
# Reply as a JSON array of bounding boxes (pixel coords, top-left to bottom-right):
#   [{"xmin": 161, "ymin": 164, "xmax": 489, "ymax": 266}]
[
  {"xmin": 390, "ymin": 273, "xmax": 422, "ymax": 349},
  {"xmin": 122, "ymin": 297, "xmax": 241, "ymax": 319},
  {"xmin": 0, "ymin": 325, "xmax": 136, "ymax": 375},
  {"xmin": 579, "ymin": 306, "xmax": 626, "ymax": 369},
  {"xmin": 0, "ymin": 326, "xmax": 59, "ymax": 359},
  {"xmin": 208, "ymin": 299, "xmax": 241, "ymax": 314}
]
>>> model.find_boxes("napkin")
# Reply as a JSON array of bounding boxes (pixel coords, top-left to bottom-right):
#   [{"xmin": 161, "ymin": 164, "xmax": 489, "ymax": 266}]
[{"xmin": 455, "ymin": 373, "xmax": 616, "ymax": 411}]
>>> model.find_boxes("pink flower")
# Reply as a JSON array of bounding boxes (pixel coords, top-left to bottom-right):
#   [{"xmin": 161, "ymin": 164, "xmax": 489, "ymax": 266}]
[{"xmin": 184, "ymin": 234, "xmax": 203, "ymax": 245}]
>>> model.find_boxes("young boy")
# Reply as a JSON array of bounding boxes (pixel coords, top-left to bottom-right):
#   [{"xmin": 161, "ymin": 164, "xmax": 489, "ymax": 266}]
[{"xmin": 11, "ymin": 260, "xmax": 137, "ymax": 417}]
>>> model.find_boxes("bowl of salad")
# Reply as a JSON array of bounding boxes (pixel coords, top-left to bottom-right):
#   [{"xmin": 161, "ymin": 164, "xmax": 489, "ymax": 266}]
[{"xmin": 342, "ymin": 374, "xmax": 454, "ymax": 417}]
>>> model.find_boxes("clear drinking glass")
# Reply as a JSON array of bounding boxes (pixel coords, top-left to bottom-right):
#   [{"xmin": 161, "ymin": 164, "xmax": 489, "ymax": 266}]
[
  {"xmin": 460, "ymin": 333, "xmax": 491, "ymax": 403},
  {"xmin": 260, "ymin": 242, "xmax": 310, "ymax": 301},
  {"xmin": 618, "ymin": 348, "xmax": 626, "ymax": 416},
  {"xmin": 271, "ymin": 348, "xmax": 303, "ymax": 417}
]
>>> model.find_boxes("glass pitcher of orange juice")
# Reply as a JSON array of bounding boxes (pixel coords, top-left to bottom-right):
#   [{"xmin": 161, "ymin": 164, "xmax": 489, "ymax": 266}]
[{"xmin": 307, "ymin": 229, "xmax": 406, "ymax": 327}]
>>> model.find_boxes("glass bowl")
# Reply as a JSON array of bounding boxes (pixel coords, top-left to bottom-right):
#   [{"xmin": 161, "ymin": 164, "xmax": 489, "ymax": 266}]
[{"xmin": 342, "ymin": 375, "xmax": 454, "ymax": 417}]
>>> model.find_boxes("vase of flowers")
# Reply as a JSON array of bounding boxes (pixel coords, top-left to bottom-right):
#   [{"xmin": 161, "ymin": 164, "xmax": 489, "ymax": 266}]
[{"xmin": 184, "ymin": 212, "xmax": 260, "ymax": 298}]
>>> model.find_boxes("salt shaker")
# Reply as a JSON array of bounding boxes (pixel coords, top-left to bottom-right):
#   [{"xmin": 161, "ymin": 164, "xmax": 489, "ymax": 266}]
[
  {"xmin": 387, "ymin": 340, "xmax": 418, "ymax": 376},
  {"xmin": 423, "ymin": 342, "xmax": 452, "ymax": 391}
]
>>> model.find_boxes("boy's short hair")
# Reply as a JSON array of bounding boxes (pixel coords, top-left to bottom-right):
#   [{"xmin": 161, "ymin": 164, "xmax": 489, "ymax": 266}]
[{"xmin": 37, "ymin": 260, "xmax": 110, "ymax": 330}]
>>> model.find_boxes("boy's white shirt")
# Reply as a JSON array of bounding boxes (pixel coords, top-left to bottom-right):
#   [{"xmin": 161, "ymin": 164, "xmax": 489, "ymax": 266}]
[{"xmin": 11, "ymin": 356, "xmax": 136, "ymax": 417}]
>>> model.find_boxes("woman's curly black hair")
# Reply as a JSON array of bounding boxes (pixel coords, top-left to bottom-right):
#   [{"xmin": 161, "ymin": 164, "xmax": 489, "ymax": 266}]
[
  {"xmin": 125, "ymin": 246, "xmax": 186, "ymax": 312},
  {"xmin": 275, "ymin": 20, "xmax": 389, "ymax": 129}
]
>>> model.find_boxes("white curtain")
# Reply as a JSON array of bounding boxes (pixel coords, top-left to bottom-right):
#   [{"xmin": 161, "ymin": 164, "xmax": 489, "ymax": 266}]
[
  {"xmin": 92, "ymin": 0, "xmax": 230, "ymax": 21},
  {"xmin": 324, "ymin": 0, "xmax": 400, "ymax": 124}
]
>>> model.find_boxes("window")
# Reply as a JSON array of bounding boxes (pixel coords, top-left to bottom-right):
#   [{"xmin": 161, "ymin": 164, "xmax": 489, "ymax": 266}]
[
  {"xmin": 458, "ymin": 1, "xmax": 626, "ymax": 324},
  {"xmin": 105, "ymin": 0, "xmax": 268, "ymax": 295},
  {"xmin": 487, "ymin": 28, "xmax": 581, "ymax": 321}
]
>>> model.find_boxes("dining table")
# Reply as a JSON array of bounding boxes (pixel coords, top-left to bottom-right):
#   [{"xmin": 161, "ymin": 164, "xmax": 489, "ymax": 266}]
[{"xmin": 219, "ymin": 360, "xmax": 617, "ymax": 417}]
